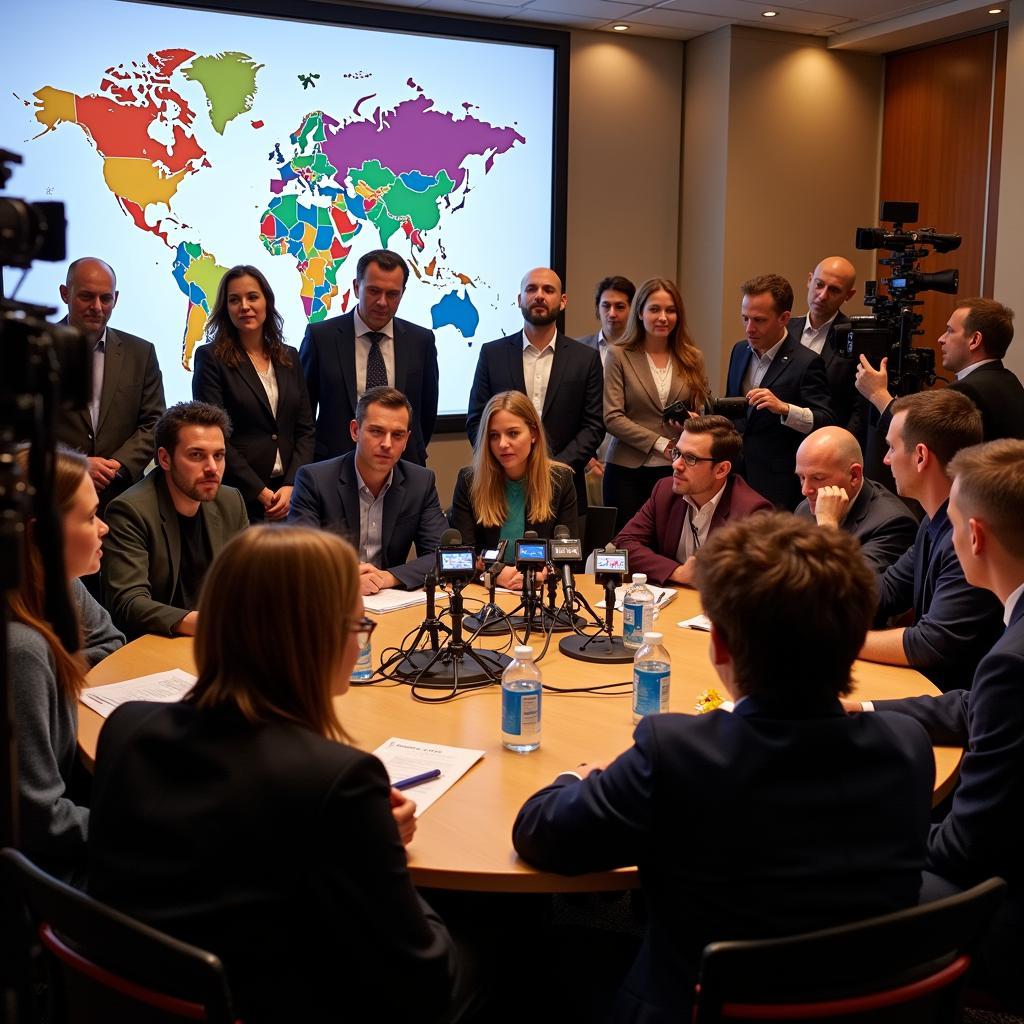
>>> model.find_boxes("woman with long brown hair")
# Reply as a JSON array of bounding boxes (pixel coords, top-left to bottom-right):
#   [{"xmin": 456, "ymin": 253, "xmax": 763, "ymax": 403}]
[
  {"xmin": 603, "ymin": 277, "xmax": 709, "ymax": 530},
  {"xmin": 450, "ymin": 390, "xmax": 577, "ymax": 590},
  {"xmin": 193, "ymin": 265, "xmax": 314, "ymax": 521},
  {"xmin": 88, "ymin": 528, "xmax": 465, "ymax": 1023},
  {"xmin": 7, "ymin": 447, "xmax": 123, "ymax": 882}
]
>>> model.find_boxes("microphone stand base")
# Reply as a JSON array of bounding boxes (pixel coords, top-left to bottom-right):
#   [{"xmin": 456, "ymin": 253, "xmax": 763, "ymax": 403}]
[
  {"xmin": 393, "ymin": 647, "xmax": 512, "ymax": 687},
  {"xmin": 559, "ymin": 634, "xmax": 634, "ymax": 664}
]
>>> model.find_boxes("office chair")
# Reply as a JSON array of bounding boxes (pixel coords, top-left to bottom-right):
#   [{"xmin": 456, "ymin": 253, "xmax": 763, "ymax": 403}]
[
  {"xmin": 1, "ymin": 847, "xmax": 239, "ymax": 1024},
  {"xmin": 693, "ymin": 876, "xmax": 1006, "ymax": 1023}
]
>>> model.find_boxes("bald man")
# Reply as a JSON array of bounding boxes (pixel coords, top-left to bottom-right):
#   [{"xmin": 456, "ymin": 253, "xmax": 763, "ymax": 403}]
[
  {"xmin": 56, "ymin": 257, "xmax": 166, "ymax": 508},
  {"xmin": 466, "ymin": 267, "xmax": 604, "ymax": 512},
  {"xmin": 787, "ymin": 257, "xmax": 865, "ymax": 442},
  {"xmin": 794, "ymin": 425, "xmax": 917, "ymax": 574}
]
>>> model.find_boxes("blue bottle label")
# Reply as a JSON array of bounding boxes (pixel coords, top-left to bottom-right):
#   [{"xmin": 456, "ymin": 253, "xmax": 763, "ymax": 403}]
[
  {"xmin": 502, "ymin": 688, "xmax": 541, "ymax": 735},
  {"xmin": 350, "ymin": 640, "xmax": 372, "ymax": 680},
  {"xmin": 633, "ymin": 667, "xmax": 669, "ymax": 717},
  {"xmin": 623, "ymin": 600, "xmax": 646, "ymax": 644}
]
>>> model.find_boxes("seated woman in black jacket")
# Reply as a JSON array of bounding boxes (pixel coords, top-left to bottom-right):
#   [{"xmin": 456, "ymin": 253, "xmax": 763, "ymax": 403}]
[
  {"xmin": 451, "ymin": 389, "xmax": 577, "ymax": 590},
  {"xmin": 88, "ymin": 527, "xmax": 464, "ymax": 1023}
]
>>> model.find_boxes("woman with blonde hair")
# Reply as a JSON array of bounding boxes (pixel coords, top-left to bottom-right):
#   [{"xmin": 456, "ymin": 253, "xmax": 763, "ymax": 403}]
[
  {"xmin": 87, "ymin": 527, "xmax": 464, "ymax": 1023},
  {"xmin": 450, "ymin": 390, "xmax": 577, "ymax": 590},
  {"xmin": 7, "ymin": 447, "xmax": 123, "ymax": 882},
  {"xmin": 603, "ymin": 277, "xmax": 709, "ymax": 529}
]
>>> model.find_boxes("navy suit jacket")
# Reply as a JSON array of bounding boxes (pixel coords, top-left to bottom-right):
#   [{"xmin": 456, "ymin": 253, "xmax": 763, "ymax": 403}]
[
  {"xmin": 875, "ymin": 598, "xmax": 1024, "ymax": 893},
  {"xmin": 299, "ymin": 311, "xmax": 438, "ymax": 465},
  {"xmin": 513, "ymin": 698, "xmax": 933, "ymax": 1024},
  {"xmin": 875, "ymin": 501, "xmax": 1004, "ymax": 692},
  {"xmin": 950, "ymin": 360, "xmax": 1024, "ymax": 442},
  {"xmin": 787, "ymin": 314, "xmax": 866, "ymax": 442},
  {"xmin": 795, "ymin": 478, "xmax": 918, "ymax": 575},
  {"xmin": 288, "ymin": 452, "xmax": 446, "ymax": 590},
  {"xmin": 465, "ymin": 332, "xmax": 604, "ymax": 500},
  {"xmin": 192, "ymin": 343, "xmax": 314, "ymax": 499},
  {"xmin": 614, "ymin": 475, "xmax": 773, "ymax": 586},
  {"xmin": 725, "ymin": 336, "xmax": 833, "ymax": 509}
]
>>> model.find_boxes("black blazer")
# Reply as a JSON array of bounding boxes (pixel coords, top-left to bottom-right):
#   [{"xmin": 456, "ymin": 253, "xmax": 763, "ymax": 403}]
[
  {"xmin": 465, "ymin": 332, "xmax": 604, "ymax": 478},
  {"xmin": 192, "ymin": 342, "xmax": 314, "ymax": 499},
  {"xmin": 950, "ymin": 360, "xmax": 1024, "ymax": 441},
  {"xmin": 795, "ymin": 478, "xmax": 918, "ymax": 575},
  {"xmin": 299, "ymin": 311, "xmax": 438, "ymax": 465},
  {"xmin": 54, "ymin": 324, "xmax": 166, "ymax": 502},
  {"xmin": 448, "ymin": 463, "xmax": 578, "ymax": 552},
  {"xmin": 88, "ymin": 701, "xmax": 457, "ymax": 1024},
  {"xmin": 513, "ymin": 697, "xmax": 934, "ymax": 1023},
  {"xmin": 786, "ymin": 314, "xmax": 866, "ymax": 442},
  {"xmin": 725, "ymin": 335, "xmax": 834, "ymax": 509},
  {"xmin": 288, "ymin": 452, "xmax": 447, "ymax": 590}
]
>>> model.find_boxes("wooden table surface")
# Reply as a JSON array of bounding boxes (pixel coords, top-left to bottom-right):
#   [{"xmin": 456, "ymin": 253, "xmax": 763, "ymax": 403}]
[{"xmin": 81, "ymin": 579, "xmax": 960, "ymax": 893}]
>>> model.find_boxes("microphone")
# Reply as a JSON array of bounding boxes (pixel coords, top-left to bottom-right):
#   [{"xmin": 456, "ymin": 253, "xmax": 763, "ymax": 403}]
[
  {"xmin": 440, "ymin": 527, "xmax": 463, "ymax": 546},
  {"xmin": 552, "ymin": 525, "xmax": 577, "ymax": 603}
]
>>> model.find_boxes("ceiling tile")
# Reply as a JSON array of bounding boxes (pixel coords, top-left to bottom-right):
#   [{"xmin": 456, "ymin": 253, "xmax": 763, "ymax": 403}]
[
  {"xmin": 518, "ymin": 7, "xmax": 611, "ymax": 24},
  {"xmin": 523, "ymin": 0, "xmax": 644, "ymax": 16},
  {"xmin": 619, "ymin": 6, "xmax": 729, "ymax": 30}
]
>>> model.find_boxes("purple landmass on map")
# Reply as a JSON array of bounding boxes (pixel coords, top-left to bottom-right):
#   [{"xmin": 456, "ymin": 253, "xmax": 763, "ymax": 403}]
[{"xmin": 321, "ymin": 94, "xmax": 524, "ymax": 188}]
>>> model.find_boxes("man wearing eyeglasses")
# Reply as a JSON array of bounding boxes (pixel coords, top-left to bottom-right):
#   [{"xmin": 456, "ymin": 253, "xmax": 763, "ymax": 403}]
[
  {"xmin": 614, "ymin": 415, "xmax": 772, "ymax": 586},
  {"xmin": 288, "ymin": 386, "xmax": 448, "ymax": 595}
]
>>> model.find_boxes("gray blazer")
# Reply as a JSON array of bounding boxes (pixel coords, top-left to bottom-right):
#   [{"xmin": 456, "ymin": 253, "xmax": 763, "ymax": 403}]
[
  {"xmin": 103, "ymin": 471, "xmax": 249, "ymax": 638},
  {"xmin": 603, "ymin": 345, "xmax": 694, "ymax": 468}
]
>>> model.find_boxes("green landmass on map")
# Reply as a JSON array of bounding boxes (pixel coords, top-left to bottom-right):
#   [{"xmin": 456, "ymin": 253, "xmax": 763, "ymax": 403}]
[{"xmin": 183, "ymin": 52, "xmax": 264, "ymax": 134}]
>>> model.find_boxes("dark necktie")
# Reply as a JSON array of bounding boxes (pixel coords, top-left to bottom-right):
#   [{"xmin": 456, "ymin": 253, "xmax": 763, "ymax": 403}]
[{"xmin": 365, "ymin": 332, "xmax": 388, "ymax": 390}]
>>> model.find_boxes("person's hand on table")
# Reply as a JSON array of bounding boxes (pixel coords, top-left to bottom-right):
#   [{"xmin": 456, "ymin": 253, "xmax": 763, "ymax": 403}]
[
  {"xmin": 814, "ymin": 486, "xmax": 850, "ymax": 528},
  {"xmin": 172, "ymin": 611, "xmax": 198, "ymax": 636},
  {"xmin": 840, "ymin": 698, "xmax": 864, "ymax": 713},
  {"xmin": 572, "ymin": 759, "xmax": 610, "ymax": 779},
  {"xmin": 668, "ymin": 557, "xmax": 696, "ymax": 586},
  {"xmin": 389, "ymin": 787, "xmax": 417, "ymax": 846},
  {"xmin": 359, "ymin": 565, "xmax": 397, "ymax": 594}
]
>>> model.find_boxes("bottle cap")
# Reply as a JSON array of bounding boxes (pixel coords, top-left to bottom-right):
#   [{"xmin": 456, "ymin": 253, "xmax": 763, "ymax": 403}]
[
  {"xmin": 514, "ymin": 645, "xmax": 535, "ymax": 659},
  {"xmin": 631, "ymin": 573, "xmax": 647, "ymax": 583},
  {"xmin": 642, "ymin": 632, "xmax": 663, "ymax": 643}
]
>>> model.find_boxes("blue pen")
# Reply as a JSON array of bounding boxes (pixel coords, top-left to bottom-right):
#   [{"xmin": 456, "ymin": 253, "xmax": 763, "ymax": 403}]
[{"xmin": 394, "ymin": 768, "xmax": 442, "ymax": 791}]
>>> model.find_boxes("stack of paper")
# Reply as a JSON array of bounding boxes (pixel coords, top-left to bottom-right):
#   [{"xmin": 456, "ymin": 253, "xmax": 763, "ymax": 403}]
[
  {"xmin": 677, "ymin": 613, "xmax": 712, "ymax": 632},
  {"xmin": 597, "ymin": 585, "xmax": 678, "ymax": 612},
  {"xmin": 364, "ymin": 589, "xmax": 436, "ymax": 614},
  {"xmin": 81, "ymin": 668, "xmax": 197, "ymax": 718},
  {"xmin": 372, "ymin": 737, "xmax": 485, "ymax": 817}
]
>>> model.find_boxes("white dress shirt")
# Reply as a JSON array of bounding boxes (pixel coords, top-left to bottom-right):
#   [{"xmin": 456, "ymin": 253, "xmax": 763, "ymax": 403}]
[
  {"xmin": 742, "ymin": 334, "xmax": 814, "ymax": 434},
  {"xmin": 798, "ymin": 311, "xmax": 839, "ymax": 357},
  {"xmin": 522, "ymin": 330, "xmax": 557, "ymax": 418},
  {"xmin": 675, "ymin": 479, "xmax": 728, "ymax": 563}
]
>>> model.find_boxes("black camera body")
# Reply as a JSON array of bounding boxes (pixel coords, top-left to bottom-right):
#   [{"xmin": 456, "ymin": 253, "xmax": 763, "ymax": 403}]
[
  {"xmin": 593, "ymin": 548, "xmax": 628, "ymax": 588},
  {"xmin": 847, "ymin": 200, "xmax": 960, "ymax": 396}
]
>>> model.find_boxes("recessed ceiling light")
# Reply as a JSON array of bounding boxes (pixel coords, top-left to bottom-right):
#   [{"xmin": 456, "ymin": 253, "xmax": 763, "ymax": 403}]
[
  {"xmin": 988, "ymin": 7, "xmax": 1003, "ymax": 12},
  {"xmin": 762, "ymin": 9, "xmax": 778, "ymax": 16},
  {"xmin": 612, "ymin": 23, "xmax": 629, "ymax": 30}
]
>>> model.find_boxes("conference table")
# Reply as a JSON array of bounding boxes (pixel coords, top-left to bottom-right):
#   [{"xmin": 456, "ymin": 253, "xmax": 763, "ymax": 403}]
[{"xmin": 80, "ymin": 579, "xmax": 960, "ymax": 893}]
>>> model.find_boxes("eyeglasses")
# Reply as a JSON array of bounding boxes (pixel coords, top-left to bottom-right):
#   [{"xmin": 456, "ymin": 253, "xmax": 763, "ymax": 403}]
[
  {"xmin": 669, "ymin": 448, "xmax": 719, "ymax": 467},
  {"xmin": 348, "ymin": 616, "xmax": 377, "ymax": 648}
]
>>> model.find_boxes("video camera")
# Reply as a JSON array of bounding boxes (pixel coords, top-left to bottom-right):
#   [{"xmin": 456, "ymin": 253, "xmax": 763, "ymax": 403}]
[
  {"xmin": 843, "ymin": 200, "xmax": 961, "ymax": 396},
  {"xmin": 435, "ymin": 529, "xmax": 477, "ymax": 584}
]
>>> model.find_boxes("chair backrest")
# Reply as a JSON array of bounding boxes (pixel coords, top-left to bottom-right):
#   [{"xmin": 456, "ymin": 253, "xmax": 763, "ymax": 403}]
[
  {"xmin": 583, "ymin": 505, "xmax": 618, "ymax": 558},
  {"xmin": 1, "ymin": 848, "xmax": 238, "ymax": 1024},
  {"xmin": 693, "ymin": 877, "xmax": 1007, "ymax": 1024}
]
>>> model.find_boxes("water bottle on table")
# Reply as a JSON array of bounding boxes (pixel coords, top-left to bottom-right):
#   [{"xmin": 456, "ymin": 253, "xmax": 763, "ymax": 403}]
[
  {"xmin": 633, "ymin": 631, "xmax": 670, "ymax": 724},
  {"xmin": 622, "ymin": 573, "xmax": 655, "ymax": 649},
  {"xmin": 502, "ymin": 645, "xmax": 542, "ymax": 752},
  {"xmin": 350, "ymin": 631, "xmax": 373, "ymax": 681}
]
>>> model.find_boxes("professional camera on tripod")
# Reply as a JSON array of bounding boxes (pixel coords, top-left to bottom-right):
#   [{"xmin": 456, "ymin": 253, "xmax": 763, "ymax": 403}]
[{"xmin": 843, "ymin": 200, "xmax": 961, "ymax": 396}]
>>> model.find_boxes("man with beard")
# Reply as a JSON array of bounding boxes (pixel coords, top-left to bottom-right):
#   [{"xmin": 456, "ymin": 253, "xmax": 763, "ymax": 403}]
[
  {"xmin": 103, "ymin": 402, "xmax": 249, "ymax": 639},
  {"xmin": 466, "ymin": 267, "xmax": 604, "ymax": 513}
]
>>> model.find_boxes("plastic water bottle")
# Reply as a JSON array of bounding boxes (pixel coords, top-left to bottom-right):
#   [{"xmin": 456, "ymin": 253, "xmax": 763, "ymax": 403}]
[
  {"xmin": 350, "ymin": 634, "xmax": 373, "ymax": 682},
  {"xmin": 502, "ymin": 645, "xmax": 542, "ymax": 752},
  {"xmin": 633, "ymin": 631, "xmax": 670, "ymax": 724},
  {"xmin": 622, "ymin": 573, "xmax": 656, "ymax": 649}
]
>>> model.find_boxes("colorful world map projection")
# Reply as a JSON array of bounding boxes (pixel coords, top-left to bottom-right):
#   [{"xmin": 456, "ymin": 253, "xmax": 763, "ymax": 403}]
[{"xmin": 29, "ymin": 50, "xmax": 525, "ymax": 368}]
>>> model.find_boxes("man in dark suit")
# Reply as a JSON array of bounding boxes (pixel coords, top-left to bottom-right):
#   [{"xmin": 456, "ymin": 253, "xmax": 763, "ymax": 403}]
[
  {"xmin": 856, "ymin": 297, "xmax": 1024, "ymax": 450},
  {"xmin": 103, "ymin": 402, "xmax": 249, "ymax": 639},
  {"xmin": 289, "ymin": 387, "xmax": 447, "ymax": 594},
  {"xmin": 615, "ymin": 415, "xmax": 772, "ymax": 586},
  {"xmin": 299, "ymin": 249, "xmax": 438, "ymax": 465},
  {"xmin": 55, "ymin": 257, "xmax": 166, "ymax": 508},
  {"xmin": 513, "ymin": 513, "xmax": 934, "ymax": 1024},
  {"xmin": 725, "ymin": 274, "xmax": 833, "ymax": 509},
  {"xmin": 794, "ymin": 426, "xmax": 917, "ymax": 573},
  {"xmin": 848, "ymin": 439, "xmax": 1024, "ymax": 1007},
  {"xmin": 579, "ymin": 274, "xmax": 635, "ymax": 505},
  {"xmin": 466, "ymin": 267, "xmax": 604, "ymax": 511},
  {"xmin": 860, "ymin": 390, "xmax": 1003, "ymax": 692},
  {"xmin": 787, "ymin": 256, "xmax": 865, "ymax": 442}
]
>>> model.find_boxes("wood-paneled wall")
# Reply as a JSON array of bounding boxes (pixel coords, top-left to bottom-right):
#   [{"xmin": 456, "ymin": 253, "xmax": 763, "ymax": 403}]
[{"xmin": 878, "ymin": 30, "xmax": 1006, "ymax": 374}]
